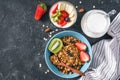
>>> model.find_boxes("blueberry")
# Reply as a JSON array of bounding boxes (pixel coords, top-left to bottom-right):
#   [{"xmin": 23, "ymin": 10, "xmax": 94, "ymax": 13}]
[{"xmin": 65, "ymin": 17, "xmax": 70, "ymax": 22}]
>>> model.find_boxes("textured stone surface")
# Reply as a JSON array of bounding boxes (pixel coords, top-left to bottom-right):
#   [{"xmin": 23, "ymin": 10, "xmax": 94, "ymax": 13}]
[{"xmin": 0, "ymin": 0, "xmax": 120, "ymax": 80}]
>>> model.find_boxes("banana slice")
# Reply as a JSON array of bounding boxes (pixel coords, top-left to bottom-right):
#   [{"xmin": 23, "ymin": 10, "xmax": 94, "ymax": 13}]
[
  {"xmin": 65, "ymin": 4, "xmax": 74, "ymax": 14},
  {"xmin": 62, "ymin": 3, "xmax": 66, "ymax": 10},
  {"xmin": 65, "ymin": 4, "xmax": 69, "ymax": 12},
  {"xmin": 60, "ymin": 3, "xmax": 64, "ymax": 10},
  {"xmin": 59, "ymin": 2, "xmax": 65, "ymax": 10},
  {"xmin": 69, "ymin": 11, "xmax": 75, "ymax": 18},
  {"xmin": 58, "ymin": 2, "xmax": 62, "ymax": 10},
  {"xmin": 60, "ymin": 3, "xmax": 66, "ymax": 10}
]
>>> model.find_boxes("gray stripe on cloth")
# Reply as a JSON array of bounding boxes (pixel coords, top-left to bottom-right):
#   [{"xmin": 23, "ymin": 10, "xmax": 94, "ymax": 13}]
[{"xmin": 79, "ymin": 12, "xmax": 120, "ymax": 80}]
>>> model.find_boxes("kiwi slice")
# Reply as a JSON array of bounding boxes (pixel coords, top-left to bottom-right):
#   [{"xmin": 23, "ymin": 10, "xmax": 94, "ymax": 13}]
[
  {"xmin": 52, "ymin": 13, "xmax": 58, "ymax": 18},
  {"xmin": 48, "ymin": 38, "xmax": 63, "ymax": 54},
  {"xmin": 54, "ymin": 17, "xmax": 59, "ymax": 22}
]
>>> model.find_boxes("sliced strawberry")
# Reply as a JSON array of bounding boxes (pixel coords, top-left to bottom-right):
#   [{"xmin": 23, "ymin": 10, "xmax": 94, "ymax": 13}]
[
  {"xmin": 61, "ymin": 10, "xmax": 69, "ymax": 18},
  {"xmin": 57, "ymin": 20, "xmax": 67, "ymax": 27},
  {"xmin": 59, "ymin": 16, "xmax": 65, "ymax": 21},
  {"xmin": 34, "ymin": 5, "xmax": 45, "ymax": 20},
  {"xmin": 61, "ymin": 20, "xmax": 67, "ymax": 26},
  {"xmin": 80, "ymin": 51, "xmax": 90, "ymax": 62},
  {"xmin": 52, "ymin": 4, "xmax": 58, "ymax": 14},
  {"xmin": 75, "ymin": 42, "xmax": 87, "ymax": 51}
]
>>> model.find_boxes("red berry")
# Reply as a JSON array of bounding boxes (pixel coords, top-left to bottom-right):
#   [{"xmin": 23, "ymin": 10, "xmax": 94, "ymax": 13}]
[
  {"xmin": 80, "ymin": 51, "xmax": 90, "ymax": 62},
  {"xmin": 61, "ymin": 10, "xmax": 69, "ymax": 18},
  {"xmin": 52, "ymin": 4, "xmax": 58, "ymax": 14},
  {"xmin": 75, "ymin": 42, "xmax": 87, "ymax": 51},
  {"xmin": 59, "ymin": 16, "xmax": 65, "ymax": 21},
  {"xmin": 34, "ymin": 5, "xmax": 45, "ymax": 20},
  {"xmin": 57, "ymin": 20, "xmax": 67, "ymax": 27},
  {"xmin": 61, "ymin": 20, "xmax": 67, "ymax": 26}
]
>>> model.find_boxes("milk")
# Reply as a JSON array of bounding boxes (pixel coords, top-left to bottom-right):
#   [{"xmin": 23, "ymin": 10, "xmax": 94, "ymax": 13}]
[
  {"xmin": 87, "ymin": 13, "xmax": 108, "ymax": 33},
  {"xmin": 81, "ymin": 10, "xmax": 110, "ymax": 38}
]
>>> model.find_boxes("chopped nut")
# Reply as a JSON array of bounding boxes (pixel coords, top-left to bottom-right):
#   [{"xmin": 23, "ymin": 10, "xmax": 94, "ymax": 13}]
[
  {"xmin": 45, "ymin": 28, "xmax": 51, "ymax": 32},
  {"xmin": 79, "ymin": 8, "xmax": 85, "ymax": 13}
]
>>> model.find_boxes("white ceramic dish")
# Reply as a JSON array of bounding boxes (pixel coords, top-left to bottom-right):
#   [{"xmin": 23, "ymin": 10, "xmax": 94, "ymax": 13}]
[
  {"xmin": 81, "ymin": 10, "xmax": 111, "ymax": 38},
  {"xmin": 49, "ymin": 1, "xmax": 77, "ymax": 28}
]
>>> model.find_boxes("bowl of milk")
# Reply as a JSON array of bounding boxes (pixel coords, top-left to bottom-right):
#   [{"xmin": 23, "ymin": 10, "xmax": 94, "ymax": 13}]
[{"xmin": 81, "ymin": 9, "xmax": 112, "ymax": 38}]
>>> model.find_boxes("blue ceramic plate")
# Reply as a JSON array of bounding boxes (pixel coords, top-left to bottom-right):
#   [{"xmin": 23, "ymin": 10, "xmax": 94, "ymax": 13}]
[{"xmin": 45, "ymin": 30, "xmax": 92, "ymax": 78}]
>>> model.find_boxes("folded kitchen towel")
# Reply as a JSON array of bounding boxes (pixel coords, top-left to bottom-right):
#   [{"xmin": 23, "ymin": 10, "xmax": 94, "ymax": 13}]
[{"xmin": 79, "ymin": 12, "xmax": 120, "ymax": 80}]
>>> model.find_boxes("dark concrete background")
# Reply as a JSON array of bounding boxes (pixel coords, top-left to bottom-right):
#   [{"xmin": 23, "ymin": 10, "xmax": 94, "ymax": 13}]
[{"xmin": 0, "ymin": 0, "xmax": 120, "ymax": 80}]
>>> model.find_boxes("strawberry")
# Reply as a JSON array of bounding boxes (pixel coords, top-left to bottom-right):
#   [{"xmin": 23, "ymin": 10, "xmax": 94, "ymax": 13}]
[
  {"xmin": 59, "ymin": 16, "xmax": 65, "ymax": 21},
  {"xmin": 57, "ymin": 20, "xmax": 67, "ymax": 26},
  {"xmin": 80, "ymin": 51, "xmax": 90, "ymax": 62},
  {"xmin": 34, "ymin": 2, "xmax": 47, "ymax": 21},
  {"xmin": 61, "ymin": 10, "xmax": 69, "ymax": 18},
  {"xmin": 75, "ymin": 42, "xmax": 87, "ymax": 51},
  {"xmin": 61, "ymin": 20, "xmax": 67, "ymax": 26},
  {"xmin": 52, "ymin": 4, "xmax": 58, "ymax": 14}
]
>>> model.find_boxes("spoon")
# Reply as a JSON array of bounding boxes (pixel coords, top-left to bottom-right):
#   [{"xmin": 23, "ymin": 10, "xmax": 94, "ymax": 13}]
[{"xmin": 58, "ymin": 62, "xmax": 85, "ymax": 76}]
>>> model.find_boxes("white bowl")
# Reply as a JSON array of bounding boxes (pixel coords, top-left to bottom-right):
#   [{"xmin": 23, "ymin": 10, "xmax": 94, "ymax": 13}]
[
  {"xmin": 81, "ymin": 10, "xmax": 110, "ymax": 38},
  {"xmin": 49, "ymin": 1, "xmax": 77, "ymax": 28}
]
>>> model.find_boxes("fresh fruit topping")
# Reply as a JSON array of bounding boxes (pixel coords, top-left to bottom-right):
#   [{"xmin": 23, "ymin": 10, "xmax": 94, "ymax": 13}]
[
  {"xmin": 59, "ymin": 16, "xmax": 65, "ymax": 21},
  {"xmin": 51, "ymin": 10, "xmax": 61, "ymax": 22},
  {"xmin": 65, "ymin": 17, "xmax": 70, "ymax": 22},
  {"xmin": 34, "ymin": 2, "xmax": 47, "ymax": 20},
  {"xmin": 61, "ymin": 10, "xmax": 69, "ymax": 18},
  {"xmin": 48, "ymin": 38, "xmax": 63, "ymax": 54},
  {"xmin": 80, "ymin": 51, "xmax": 90, "ymax": 62},
  {"xmin": 75, "ymin": 42, "xmax": 87, "ymax": 51},
  {"xmin": 52, "ymin": 4, "xmax": 58, "ymax": 14},
  {"xmin": 58, "ymin": 3, "xmax": 66, "ymax": 10},
  {"xmin": 65, "ymin": 4, "xmax": 73, "ymax": 14},
  {"xmin": 52, "ymin": 17, "xmax": 59, "ymax": 22},
  {"xmin": 52, "ymin": 10, "xmax": 61, "ymax": 18},
  {"xmin": 52, "ymin": 13, "xmax": 58, "ymax": 18},
  {"xmin": 79, "ymin": 8, "xmax": 85, "ymax": 13},
  {"xmin": 69, "ymin": 12, "xmax": 75, "ymax": 18},
  {"xmin": 59, "ymin": 3, "xmax": 66, "ymax": 10},
  {"xmin": 57, "ymin": 20, "xmax": 67, "ymax": 26},
  {"xmin": 62, "ymin": 4, "xmax": 66, "ymax": 10}
]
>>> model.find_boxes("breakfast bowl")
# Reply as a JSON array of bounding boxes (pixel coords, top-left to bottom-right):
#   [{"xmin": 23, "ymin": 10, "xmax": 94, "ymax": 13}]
[
  {"xmin": 49, "ymin": 1, "xmax": 77, "ymax": 28},
  {"xmin": 45, "ymin": 31, "xmax": 92, "ymax": 78}
]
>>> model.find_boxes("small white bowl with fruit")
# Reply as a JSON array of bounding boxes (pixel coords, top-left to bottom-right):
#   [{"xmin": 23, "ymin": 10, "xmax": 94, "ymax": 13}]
[{"xmin": 49, "ymin": 1, "xmax": 77, "ymax": 28}]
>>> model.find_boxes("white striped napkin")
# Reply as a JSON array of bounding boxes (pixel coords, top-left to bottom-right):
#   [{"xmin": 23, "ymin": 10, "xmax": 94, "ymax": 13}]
[{"xmin": 79, "ymin": 12, "xmax": 120, "ymax": 80}]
